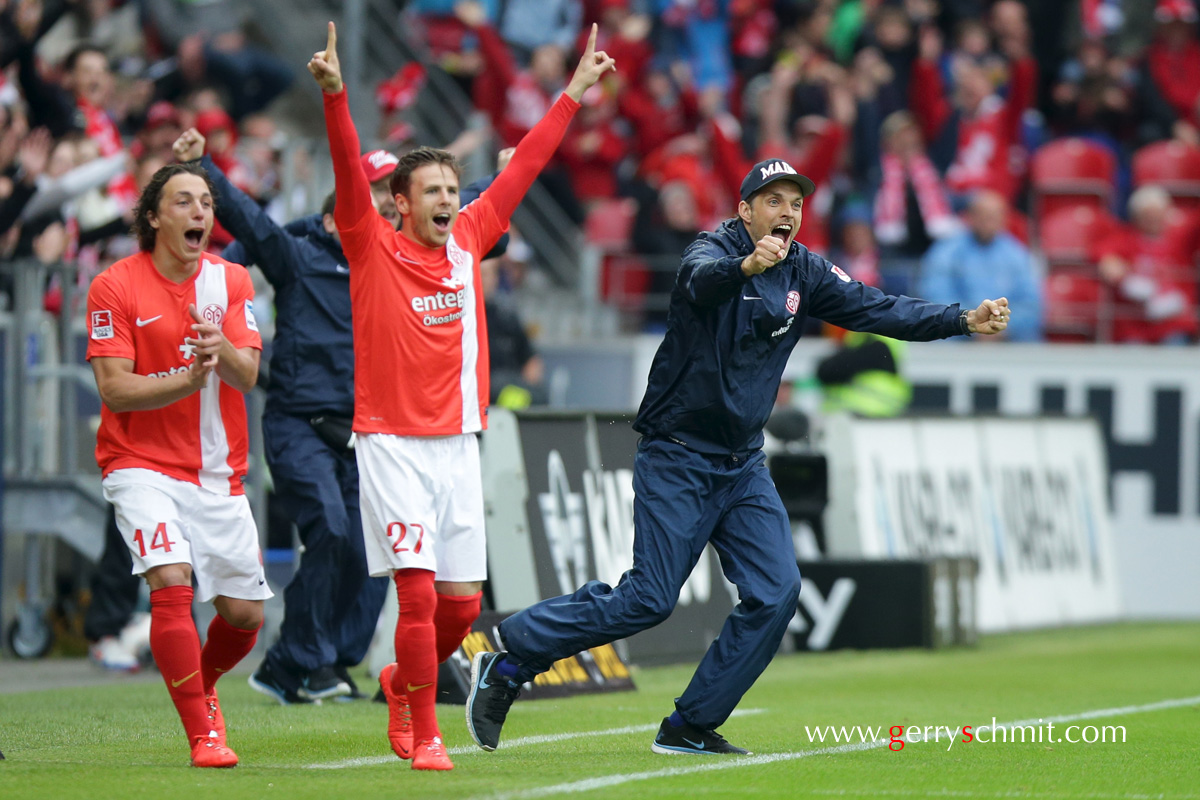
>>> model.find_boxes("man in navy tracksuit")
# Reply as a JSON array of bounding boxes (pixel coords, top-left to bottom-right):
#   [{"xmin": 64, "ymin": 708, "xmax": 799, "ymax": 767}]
[
  {"xmin": 172, "ymin": 129, "xmax": 503, "ymax": 703},
  {"xmin": 466, "ymin": 158, "xmax": 1012, "ymax": 754}
]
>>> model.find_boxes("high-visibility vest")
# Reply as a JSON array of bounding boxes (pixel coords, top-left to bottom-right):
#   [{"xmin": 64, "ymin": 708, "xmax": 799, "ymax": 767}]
[{"xmin": 821, "ymin": 334, "xmax": 912, "ymax": 418}]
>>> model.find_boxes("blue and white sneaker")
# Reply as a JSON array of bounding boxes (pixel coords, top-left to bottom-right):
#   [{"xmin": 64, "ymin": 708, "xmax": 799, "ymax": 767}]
[
  {"xmin": 465, "ymin": 651, "xmax": 521, "ymax": 751},
  {"xmin": 297, "ymin": 666, "xmax": 352, "ymax": 702},
  {"xmin": 651, "ymin": 717, "xmax": 751, "ymax": 755},
  {"xmin": 248, "ymin": 661, "xmax": 312, "ymax": 705}
]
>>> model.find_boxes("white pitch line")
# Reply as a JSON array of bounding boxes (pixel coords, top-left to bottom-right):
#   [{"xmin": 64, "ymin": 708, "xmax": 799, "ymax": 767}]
[
  {"xmin": 798, "ymin": 790, "xmax": 1198, "ymax": 800},
  {"xmin": 304, "ymin": 708, "xmax": 766, "ymax": 769},
  {"xmin": 469, "ymin": 695, "xmax": 1200, "ymax": 800}
]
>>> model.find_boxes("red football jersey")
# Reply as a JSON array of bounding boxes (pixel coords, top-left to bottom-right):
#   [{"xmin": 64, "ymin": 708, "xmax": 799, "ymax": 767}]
[
  {"xmin": 323, "ymin": 87, "xmax": 579, "ymax": 437},
  {"xmin": 340, "ymin": 200, "xmax": 502, "ymax": 436},
  {"xmin": 86, "ymin": 251, "xmax": 262, "ymax": 494}
]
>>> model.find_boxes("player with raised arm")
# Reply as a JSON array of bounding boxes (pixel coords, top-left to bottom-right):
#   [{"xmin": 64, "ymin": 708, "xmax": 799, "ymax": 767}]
[
  {"xmin": 86, "ymin": 162, "xmax": 268, "ymax": 768},
  {"xmin": 306, "ymin": 20, "xmax": 615, "ymax": 771}
]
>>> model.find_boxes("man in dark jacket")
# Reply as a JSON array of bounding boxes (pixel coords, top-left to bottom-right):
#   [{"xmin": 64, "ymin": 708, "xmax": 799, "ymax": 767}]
[
  {"xmin": 172, "ymin": 129, "xmax": 503, "ymax": 704},
  {"xmin": 465, "ymin": 158, "xmax": 1011, "ymax": 755}
]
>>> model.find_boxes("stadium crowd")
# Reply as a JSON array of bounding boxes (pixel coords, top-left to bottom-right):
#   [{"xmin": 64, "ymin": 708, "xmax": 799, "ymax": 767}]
[{"xmin": 2, "ymin": 0, "xmax": 1200, "ymax": 348}]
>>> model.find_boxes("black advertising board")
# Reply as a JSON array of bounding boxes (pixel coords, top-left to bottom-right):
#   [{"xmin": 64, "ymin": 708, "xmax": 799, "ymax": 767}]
[
  {"xmin": 514, "ymin": 412, "xmax": 739, "ymax": 666},
  {"xmin": 792, "ymin": 559, "xmax": 977, "ymax": 651}
]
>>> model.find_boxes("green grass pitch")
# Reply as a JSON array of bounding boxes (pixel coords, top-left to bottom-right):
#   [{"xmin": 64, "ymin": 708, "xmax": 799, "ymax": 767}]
[{"xmin": 2, "ymin": 622, "xmax": 1197, "ymax": 799}]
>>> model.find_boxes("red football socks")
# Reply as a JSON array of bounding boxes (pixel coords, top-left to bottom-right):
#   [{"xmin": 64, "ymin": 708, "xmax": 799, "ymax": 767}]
[
  {"xmin": 150, "ymin": 585, "xmax": 210, "ymax": 745},
  {"xmin": 201, "ymin": 613, "xmax": 260, "ymax": 695},
  {"xmin": 392, "ymin": 569, "xmax": 439, "ymax": 744},
  {"xmin": 434, "ymin": 591, "xmax": 482, "ymax": 663}
]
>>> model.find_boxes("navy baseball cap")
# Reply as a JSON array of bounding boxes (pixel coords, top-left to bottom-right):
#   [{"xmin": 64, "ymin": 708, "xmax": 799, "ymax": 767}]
[{"xmin": 740, "ymin": 158, "xmax": 816, "ymax": 202}]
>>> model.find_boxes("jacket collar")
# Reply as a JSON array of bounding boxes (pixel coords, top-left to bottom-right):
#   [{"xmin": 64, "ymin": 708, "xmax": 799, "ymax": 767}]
[
  {"xmin": 295, "ymin": 215, "xmax": 346, "ymax": 260},
  {"xmin": 716, "ymin": 217, "xmax": 755, "ymax": 255}
]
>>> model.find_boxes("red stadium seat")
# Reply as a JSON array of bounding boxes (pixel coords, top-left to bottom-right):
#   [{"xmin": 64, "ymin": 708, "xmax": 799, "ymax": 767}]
[
  {"xmin": 1036, "ymin": 205, "xmax": 1119, "ymax": 268},
  {"xmin": 1043, "ymin": 269, "xmax": 1108, "ymax": 342},
  {"xmin": 1132, "ymin": 141, "xmax": 1200, "ymax": 206},
  {"xmin": 584, "ymin": 198, "xmax": 637, "ymax": 253},
  {"xmin": 1030, "ymin": 138, "xmax": 1116, "ymax": 218},
  {"xmin": 600, "ymin": 254, "xmax": 650, "ymax": 308}
]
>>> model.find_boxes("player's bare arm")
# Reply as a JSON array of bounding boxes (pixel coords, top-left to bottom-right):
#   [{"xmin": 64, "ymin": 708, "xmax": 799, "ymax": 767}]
[
  {"xmin": 742, "ymin": 235, "xmax": 787, "ymax": 276},
  {"xmin": 307, "ymin": 22, "xmax": 342, "ymax": 94},
  {"xmin": 965, "ymin": 297, "xmax": 1011, "ymax": 335},
  {"xmin": 186, "ymin": 303, "xmax": 260, "ymax": 392},
  {"xmin": 91, "ymin": 354, "xmax": 215, "ymax": 413},
  {"xmin": 563, "ymin": 24, "xmax": 617, "ymax": 104}
]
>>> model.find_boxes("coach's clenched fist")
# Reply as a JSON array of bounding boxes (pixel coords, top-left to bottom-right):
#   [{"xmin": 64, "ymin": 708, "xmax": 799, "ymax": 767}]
[{"xmin": 741, "ymin": 234, "xmax": 788, "ymax": 276}]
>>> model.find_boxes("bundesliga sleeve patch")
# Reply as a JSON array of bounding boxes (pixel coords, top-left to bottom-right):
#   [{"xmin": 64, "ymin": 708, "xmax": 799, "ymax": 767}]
[
  {"xmin": 244, "ymin": 300, "xmax": 260, "ymax": 332},
  {"xmin": 831, "ymin": 265, "xmax": 852, "ymax": 283},
  {"xmin": 90, "ymin": 310, "xmax": 114, "ymax": 339}
]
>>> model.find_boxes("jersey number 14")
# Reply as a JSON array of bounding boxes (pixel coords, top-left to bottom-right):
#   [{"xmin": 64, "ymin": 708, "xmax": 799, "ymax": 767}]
[{"xmin": 133, "ymin": 522, "xmax": 174, "ymax": 556}]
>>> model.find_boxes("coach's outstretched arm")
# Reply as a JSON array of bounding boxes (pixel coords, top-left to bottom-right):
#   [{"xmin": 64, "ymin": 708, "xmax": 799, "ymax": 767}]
[
  {"xmin": 308, "ymin": 22, "xmax": 374, "ymax": 233},
  {"xmin": 482, "ymin": 24, "xmax": 616, "ymax": 224}
]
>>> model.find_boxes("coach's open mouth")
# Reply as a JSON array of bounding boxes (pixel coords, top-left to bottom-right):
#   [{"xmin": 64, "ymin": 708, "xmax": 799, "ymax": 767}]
[{"xmin": 772, "ymin": 223, "xmax": 793, "ymax": 239}]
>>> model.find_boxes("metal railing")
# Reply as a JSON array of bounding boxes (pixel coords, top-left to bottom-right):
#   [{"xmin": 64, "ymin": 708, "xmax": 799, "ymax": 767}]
[{"xmin": 0, "ymin": 258, "xmax": 271, "ymax": 656}]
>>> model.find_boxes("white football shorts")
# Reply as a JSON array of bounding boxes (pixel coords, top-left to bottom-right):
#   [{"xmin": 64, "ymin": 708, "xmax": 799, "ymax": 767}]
[
  {"xmin": 102, "ymin": 468, "xmax": 272, "ymax": 603},
  {"xmin": 356, "ymin": 432, "xmax": 487, "ymax": 582}
]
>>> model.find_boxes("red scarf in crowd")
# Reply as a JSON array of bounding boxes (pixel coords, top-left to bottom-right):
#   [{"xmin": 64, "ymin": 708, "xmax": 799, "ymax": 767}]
[
  {"xmin": 78, "ymin": 98, "xmax": 137, "ymax": 209},
  {"xmin": 873, "ymin": 152, "xmax": 958, "ymax": 245}
]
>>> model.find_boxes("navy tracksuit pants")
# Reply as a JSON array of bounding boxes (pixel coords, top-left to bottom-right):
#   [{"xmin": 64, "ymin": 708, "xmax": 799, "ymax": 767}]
[
  {"xmin": 500, "ymin": 437, "xmax": 802, "ymax": 730},
  {"xmin": 262, "ymin": 411, "xmax": 388, "ymax": 685}
]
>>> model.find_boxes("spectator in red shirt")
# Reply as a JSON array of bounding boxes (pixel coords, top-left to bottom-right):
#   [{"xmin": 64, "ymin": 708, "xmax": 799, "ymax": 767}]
[
  {"xmin": 458, "ymin": 0, "xmax": 565, "ymax": 147},
  {"xmin": 457, "ymin": 0, "xmax": 585, "ymax": 221},
  {"xmin": 1142, "ymin": 0, "xmax": 1200, "ymax": 144},
  {"xmin": 618, "ymin": 58, "xmax": 701, "ymax": 161},
  {"xmin": 558, "ymin": 86, "xmax": 627, "ymax": 203},
  {"xmin": 638, "ymin": 131, "xmax": 724, "ymax": 229},
  {"xmin": 575, "ymin": 0, "xmax": 652, "ymax": 92},
  {"xmin": 908, "ymin": 24, "xmax": 1036, "ymax": 202},
  {"xmin": 1093, "ymin": 186, "xmax": 1198, "ymax": 343}
]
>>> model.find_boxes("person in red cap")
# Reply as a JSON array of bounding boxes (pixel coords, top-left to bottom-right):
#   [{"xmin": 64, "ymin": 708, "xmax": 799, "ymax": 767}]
[
  {"xmin": 360, "ymin": 149, "xmax": 402, "ymax": 227},
  {"xmin": 135, "ymin": 101, "xmax": 184, "ymax": 161}
]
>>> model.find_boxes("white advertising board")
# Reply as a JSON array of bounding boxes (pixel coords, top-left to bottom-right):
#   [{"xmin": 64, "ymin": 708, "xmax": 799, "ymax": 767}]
[{"xmin": 825, "ymin": 415, "xmax": 1121, "ymax": 631}]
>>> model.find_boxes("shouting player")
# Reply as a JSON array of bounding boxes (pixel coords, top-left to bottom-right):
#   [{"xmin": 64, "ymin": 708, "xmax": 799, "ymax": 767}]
[
  {"xmin": 86, "ymin": 162, "xmax": 268, "ymax": 768},
  {"xmin": 306, "ymin": 20, "xmax": 614, "ymax": 770}
]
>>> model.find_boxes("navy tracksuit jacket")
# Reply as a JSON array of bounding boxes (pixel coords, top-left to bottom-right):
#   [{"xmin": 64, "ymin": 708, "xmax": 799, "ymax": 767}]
[
  {"xmin": 213, "ymin": 155, "xmax": 497, "ymax": 685},
  {"xmin": 500, "ymin": 217, "xmax": 965, "ymax": 730}
]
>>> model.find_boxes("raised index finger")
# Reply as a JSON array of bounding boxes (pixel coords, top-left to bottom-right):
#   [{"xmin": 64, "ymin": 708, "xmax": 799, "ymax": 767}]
[
  {"xmin": 326, "ymin": 21, "xmax": 337, "ymax": 56},
  {"xmin": 584, "ymin": 22, "xmax": 597, "ymax": 56}
]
